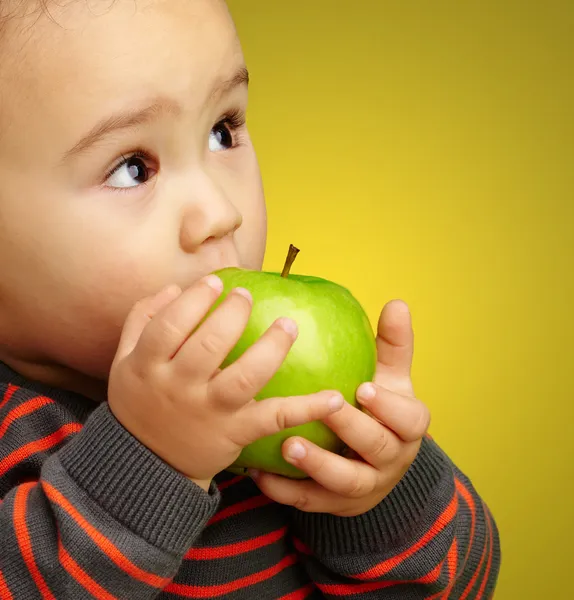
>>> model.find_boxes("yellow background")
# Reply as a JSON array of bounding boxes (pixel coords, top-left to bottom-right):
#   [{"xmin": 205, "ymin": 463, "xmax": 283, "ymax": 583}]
[{"xmin": 228, "ymin": 1, "xmax": 573, "ymax": 599}]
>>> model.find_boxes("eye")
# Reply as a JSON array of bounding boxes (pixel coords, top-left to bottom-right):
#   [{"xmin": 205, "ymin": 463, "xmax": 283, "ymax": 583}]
[
  {"xmin": 209, "ymin": 120, "xmax": 234, "ymax": 153},
  {"xmin": 105, "ymin": 153, "xmax": 156, "ymax": 189},
  {"xmin": 208, "ymin": 110, "xmax": 246, "ymax": 153}
]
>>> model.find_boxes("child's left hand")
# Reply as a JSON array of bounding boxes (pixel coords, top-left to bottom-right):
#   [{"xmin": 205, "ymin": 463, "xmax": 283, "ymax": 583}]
[{"xmin": 249, "ymin": 300, "xmax": 431, "ymax": 517}]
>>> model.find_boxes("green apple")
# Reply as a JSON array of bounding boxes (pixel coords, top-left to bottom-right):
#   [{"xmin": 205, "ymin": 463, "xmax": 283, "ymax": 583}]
[{"xmin": 212, "ymin": 245, "xmax": 377, "ymax": 479}]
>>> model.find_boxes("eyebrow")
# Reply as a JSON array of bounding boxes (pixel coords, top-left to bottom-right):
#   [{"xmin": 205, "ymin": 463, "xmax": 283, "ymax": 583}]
[
  {"xmin": 211, "ymin": 66, "xmax": 250, "ymax": 102},
  {"xmin": 63, "ymin": 66, "xmax": 250, "ymax": 161}
]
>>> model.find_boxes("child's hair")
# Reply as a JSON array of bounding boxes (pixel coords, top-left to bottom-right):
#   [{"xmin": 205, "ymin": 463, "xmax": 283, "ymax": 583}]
[
  {"xmin": 0, "ymin": 1, "xmax": 25, "ymax": 43},
  {"xmin": 0, "ymin": 1, "xmax": 56, "ymax": 43},
  {"xmin": 0, "ymin": 1, "xmax": 122, "ymax": 44},
  {"xmin": 0, "ymin": 2, "xmax": 6, "ymax": 40}
]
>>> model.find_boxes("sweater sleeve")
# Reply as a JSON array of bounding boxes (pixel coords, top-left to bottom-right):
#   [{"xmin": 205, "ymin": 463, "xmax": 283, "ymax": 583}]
[
  {"xmin": 0, "ymin": 390, "xmax": 220, "ymax": 599},
  {"xmin": 289, "ymin": 436, "xmax": 501, "ymax": 599}
]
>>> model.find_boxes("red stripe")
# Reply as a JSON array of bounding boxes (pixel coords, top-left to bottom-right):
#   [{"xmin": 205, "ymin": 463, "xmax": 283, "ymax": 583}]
[
  {"xmin": 13, "ymin": 483, "xmax": 56, "ymax": 600},
  {"xmin": 459, "ymin": 504, "xmax": 490, "ymax": 600},
  {"xmin": 425, "ymin": 537, "xmax": 458, "ymax": 600},
  {"xmin": 455, "ymin": 478, "xmax": 476, "ymax": 567},
  {"xmin": 476, "ymin": 505, "xmax": 494, "ymax": 599},
  {"xmin": 185, "ymin": 526, "xmax": 287, "ymax": 560},
  {"xmin": 42, "ymin": 482, "xmax": 170, "ymax": 588},
  {"xmin": 425, "ymin": 479, "xmax": 475, "ymax": 600},
  {"xmin": 59, "ymin": 545, "xmax": 118, "ymax": 600},
  {"xmin": 0, "ymin": 569, "xmax": 13, "ymax": 600},
  {"xmin": 353, "ymin": 492, "xmax": 458, "ymax": 580},
  {"xmin": 0, "ymin": 396, "xmax": 54, "ymax": 439},
  {"xmin": 292, "ymin": 537, "xmax": 312, "ymax": 555},
  {"xmin": 207, "ymin": 494, "xmax": 273, "ymax": 525},
  {"xmin": 0, "ymin": 384, "xmax": 19, "ymax": 411},
  {"xmin": 0, "ymin": 423, "xmax": 81, "ymax": 477},
  {"xmin": 445, "ymin": 538, "xmax": 459, "ymax": 598},
  {"xmin": 166, "ymin": 553, "xmax": 298, "ymax": 598},
  {"xmin": 217, "ymin": 475, "xmax": 245, "ymax": 491},
  {"xmin": 318, "ymin": 559, "xmax": 444, "ymax": 596},
  {"xmin": 424, "ymin": 478, "xmax": 476, "ymax": 600},
  {"xmin": 278, "ymin": 583, "xmax": 315, "ymax": 600}
]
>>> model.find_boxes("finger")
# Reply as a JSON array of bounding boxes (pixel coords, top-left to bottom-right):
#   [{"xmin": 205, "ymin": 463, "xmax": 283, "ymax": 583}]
[
  {"xmin": 172, "ymin": 287, "xmax": 253, "ymax": 379},
  {"xmin": 134, "ymin": 275, "xmax": 223, "ymax": 364},
  {"xmin": 115, "ymin": 285, "xmax": 182, "ymax": 361},
  {"xmin": 209, "ymin": 317, "xmax": 299, "ymax": 405},
  {"xmin": 356, "ymin": 382, "xmax": 430, "ymax": 442},
  {"xmin": 376, "ymin": 300, "xmax": 414, "ymax": 378},
  {"xmin": 250, "ymin": 473, "xmax": 352, "ymax": 514},
  {"xmin": 279, "ymin": 436, "xmax": 381, "ymax": 498},
  {"xmin": 319, "ymin": 401, "xmax": 405, "ymax": 468},
  {"xmin": 232, "ymin": 391, "xmax": 344, "ymax": 445}
]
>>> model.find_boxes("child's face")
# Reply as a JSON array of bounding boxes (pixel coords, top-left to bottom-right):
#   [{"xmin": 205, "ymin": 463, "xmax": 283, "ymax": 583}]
[{"xmin": 0, "ymin": 0, "xmax": 266, "ymax": 389}]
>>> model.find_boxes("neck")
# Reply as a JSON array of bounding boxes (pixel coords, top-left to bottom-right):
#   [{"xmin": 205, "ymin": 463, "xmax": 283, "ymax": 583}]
[{"xmin": 0, "ymin": 355, "xmax": 108, "ymax": 402}]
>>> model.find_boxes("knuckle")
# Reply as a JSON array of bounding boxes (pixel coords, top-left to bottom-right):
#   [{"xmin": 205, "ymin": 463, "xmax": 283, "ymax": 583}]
[
  {"xmin": 344, "ymin": 470, "xmax": 371, "ymax": 498},
  {"xmin": 400, "ymin": 445, "xmax": 419, "ymax": 472},
  {"xmin": 275, "ymin": 397, "xmax": 314, "ymax": 430},
  {"xmin": 292, "ymin": 494, "xmax": 311, "ymax": 511},
  {"xmin": 198, "ymin": 332, "xmax": 222, "ymax": 356},
  {"xmin": 129, "ymin": 357, "xmax": 163, "ymax": 390},
  {"xmin": 370, "ymin": 430, "xmax": 391, "ymax": 460},
  {"xmin": 389, "ymin": 444, "xmax": 403, "ymax": 465},
  {"xmin": 154, "ymin": 316, "xmax": 183, "ymax": 342},
  {"xmin": 226, "ymin": 416, "xmax": 252, "ymax": 447},
  {"xmin": 274, "ymin": 405, "xmax": 289, "ymax": 432},
  {"xmin": 121, "ymin": 353, "xmax": 143, "ymax": 382},
  {"xmin": 232, "ymin": 368, "xmax": 258, "ymax": 395},
  {"xmin": 150, "ymin": 362, "xmax": 174, "ymax": 389},
  {"xmin": 411, "ymin": 402, "xmax": 431, "ymax": 439}
]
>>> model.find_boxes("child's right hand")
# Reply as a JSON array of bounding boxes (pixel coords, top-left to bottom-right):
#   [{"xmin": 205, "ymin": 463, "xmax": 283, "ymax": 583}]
[{"xmin": 108, "ymin": 275, "xmax": 344, "ymax": 491}]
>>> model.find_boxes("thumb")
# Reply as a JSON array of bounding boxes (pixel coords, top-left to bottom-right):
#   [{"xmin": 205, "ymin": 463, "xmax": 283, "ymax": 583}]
[
  {"xmin": 376, "ymin": 299, "xmax": 414, "ymax": 377},
  {"xmin": 115, "ymin": 285, "xmax": 182, "ymax": 361}
]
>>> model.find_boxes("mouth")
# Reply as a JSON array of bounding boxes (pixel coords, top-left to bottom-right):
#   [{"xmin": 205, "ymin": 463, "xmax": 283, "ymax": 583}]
[{"xmin": 198, "ymin": 237, "xmax": 242, "ymax": 275}]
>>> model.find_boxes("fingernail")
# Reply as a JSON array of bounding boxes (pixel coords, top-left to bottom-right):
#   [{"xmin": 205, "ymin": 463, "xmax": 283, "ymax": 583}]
[
  {"xmin": 286, "ymin": 441, "xmax": 306, "ymax": 461},
  {"xmin": 276, "ymin": 317, "xmax": 298, "ymax": 338},
  {"xmin": 248, "ymin": 469, "xmax": 260, "ymax": 479},
  {"xmin": 328, "ymin": 394, "xmax": 344, "ymax": 411},
  {"xmin": 357, "ymin": 382, "xmax": 376, "ymax": 402},
  {"xmin": 204, "ymin": 274, "xmax": 223, "ymax": 292},
  {"xmin": 233, "ymin": 287, "xmax": 252, "ymax": 303}
]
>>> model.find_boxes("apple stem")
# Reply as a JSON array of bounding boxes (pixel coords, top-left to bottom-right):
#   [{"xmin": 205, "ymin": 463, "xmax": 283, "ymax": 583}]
[{"xmin": 281, "ymin": 244, "xmax": 300, "ymax": 278}]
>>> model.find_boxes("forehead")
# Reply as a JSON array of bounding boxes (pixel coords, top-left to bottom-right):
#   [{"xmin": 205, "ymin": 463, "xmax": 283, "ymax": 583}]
[
  {"xmin": 4, "ymin": 0, "xmax": 239, "ymax": 77},
  {"xmin": 1, "ymin": 0, "xmax": 233, "ymax": 46},
  {"xmin": 0, "ymin": 0, "xmax": 242, "ymax": 137}
]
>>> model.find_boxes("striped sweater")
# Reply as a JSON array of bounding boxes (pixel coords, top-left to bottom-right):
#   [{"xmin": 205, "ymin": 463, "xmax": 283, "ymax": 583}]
[{"xmin": 0, "ymin": 362, "xmax": 500, "ymax": 599}]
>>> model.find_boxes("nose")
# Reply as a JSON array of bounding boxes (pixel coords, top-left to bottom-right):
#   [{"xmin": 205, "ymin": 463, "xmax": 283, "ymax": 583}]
[{"xmin": 179, "ymin": 171, "xmax": 243, "ymax": 252}]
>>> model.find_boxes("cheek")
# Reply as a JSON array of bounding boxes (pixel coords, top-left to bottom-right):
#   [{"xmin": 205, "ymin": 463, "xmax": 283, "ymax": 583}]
[
  {"xmin": 79, "ymin": 256, "xmax": 157, "ymax": 323},
  {"xmin": 0, "ymin": 149, "xmax": 180, "ymax": 378},
  {"xmin": 59, "ymin": 199, "xmax": 177, "ymax": 313},
  {"xmin": 232, "ymin": 150, "xmax": 267, "ymax": 270},
  {"xmin": 236, "ymin": 194, "xmax": 266, "ymax": 270},
  {"xmin": 7, "ymin": 224, "xmax": 173, "ymax": 378},
  {"xmin": 39, "ymin": 250, "xmax": 165, "ymax": 378},
  {"xmin": 71, "ymin": 228, "xmax": 179, "ymax": 330}
]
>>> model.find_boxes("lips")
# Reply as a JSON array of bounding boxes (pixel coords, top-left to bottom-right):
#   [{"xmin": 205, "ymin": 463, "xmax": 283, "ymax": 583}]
[{"xmin": 195, "ymin": 237, "xmax": 242, "ymax": 279}]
